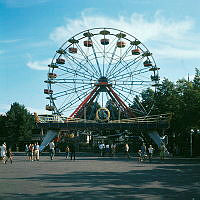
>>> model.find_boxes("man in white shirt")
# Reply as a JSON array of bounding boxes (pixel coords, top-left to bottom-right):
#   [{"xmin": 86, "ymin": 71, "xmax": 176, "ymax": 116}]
[
  {"xmin": 99, "ymin": 143, "xmax": 105, "ymax": 157},
  {"xmin": 49, "ymin": 141, "xmax": 55, "ymax": 160},
  {"xmin": 34, "ymin": 142, "xmax": 40, "ymax": 161},
  {"xmin": 148, "ymin": 145, "xmax": 154, "ymax": 162},
  {"xmin": 1, "ymin": 142, "xmax": 7, "ymax": 163}
]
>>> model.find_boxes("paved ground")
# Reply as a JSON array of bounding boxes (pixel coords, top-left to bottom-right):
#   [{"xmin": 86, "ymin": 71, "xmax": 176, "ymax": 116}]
[{"xmin": 0, "ymin": 155, "xmax": 200, "ymax": 200}]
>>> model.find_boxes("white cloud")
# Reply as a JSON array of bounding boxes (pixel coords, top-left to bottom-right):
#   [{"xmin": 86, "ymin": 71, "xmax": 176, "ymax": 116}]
[
  {"xmin": 27, "ymin": 58, "xmax": 51, "ymax": 70},
  {"xmin": 49, "ymin": 11, "xmax": 193, "ymax": 43},
  {"xmin": 49, "ymin": 11, "xmax": 200, "ymax": 59}
]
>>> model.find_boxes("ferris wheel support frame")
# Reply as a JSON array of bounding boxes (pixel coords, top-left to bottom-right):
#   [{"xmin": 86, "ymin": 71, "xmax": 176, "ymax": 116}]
[{"xmin": 68, "ymin": 79, "xmax": 135, "ymax": 119}]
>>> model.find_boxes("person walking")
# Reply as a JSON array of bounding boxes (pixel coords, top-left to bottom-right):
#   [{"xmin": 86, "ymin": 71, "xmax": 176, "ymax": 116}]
[
  {"xmin": 49, "ymin": 141, "xmax": 55, "ymax": 160},
  {"xmin": 65, "ymin": 145, "xmax": 70, "ymax": 159},
  {"xmin": 5, "ymin": 148, "xmax": 13, "ymax": 164},
  {"xmin": 111, "ymin": 143, "xmax": 116, "ymax": 157},
  {"xmin": 70, "ymin": 142, "xmax": 76, "ymax": 160},
  {"xmin": 160, "ymin": 144, "xmax": 165, "ymax": 160},
  {"xmin": 141, "ymin": 143, "xmax": 147, "ymax": 161},
  {"xmin": 98, "ymin": 143, "xmax": 105, "ymax": 157},
  {"xmin": 148, "ymin": 145, "xmax": 154, "ymax": 162},
  {"xmin": 1, "ymin": 142, "xmax": 7, "ymax": 163},
  {"xmin": 125, "ymin": 143, "xmax": 130, "ymax": 159},
  {"xmin": 28, "ymin": 144, "xmax": 33, "ymax": 161},
  {"xmin": 25, "ymin": 144, "xmax": 29, "ymax": 158},
  {"xmin": 105, "ymin": 144, "xmax": 110, "ymax": 156}
]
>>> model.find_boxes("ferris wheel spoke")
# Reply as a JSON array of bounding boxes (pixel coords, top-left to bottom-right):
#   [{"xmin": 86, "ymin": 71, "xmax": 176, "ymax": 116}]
[
  {"xmin": 113, "ymin": 84, "xmax": 146, "ymax": 97},
  {"xmin": 52, "ymin": 85, "xmax": 92, "ymax": 99},
  {"xmin": 91, "ymin": 36, "xmax": 111, "ymax": 76},
  {"xmin": 111, "ymin": 87, "xmax": 133, "ymax": 106},
  {"xmin": 133, "ymin": 97, "xmax": 148, "ymax": 115},
  {"xmin": 106, "ymin": 44, "xmax": 133, "ymax": 77},
  {"xmin": 58, "ymin": 66, "xmax": 95, "ymax": 80},
  {"xmin": 64, "ymin": 52, "xmax": 96, "ymax": 78},
  {"xmin": 109, "ymin": 56, "xmax": 144, "ymax": 79},
  {"xmin": 87, "ymin": 37, "xmax": 103, "ymax": 77},
  {"xmin": 113, "ymin": 80, "xmax": 152, "ymax": 86},
  {"xmin": 58, "ymin": 87, "xmax": 92, "ymax": 112},
  {"xmin": 75, "ymin": 43, "xmax": 100, "ymax": 77},
  {"xmin": 59, "ymin": 88, "xmax": 92, "ymax": 113},
  {"xmin": 54, "ymin": 79, "xmax": 93, "ymax": 85},
  {"xmin": 112, "ymin": 87, "xmax": 147, "ymax": 115},
  {"xmin": 113, "ymin": 68, "xmax": 150, "ymax": 81},
  {"xmin": 105, "ymin": 39, "xmax": 119, "ymax": 77}
]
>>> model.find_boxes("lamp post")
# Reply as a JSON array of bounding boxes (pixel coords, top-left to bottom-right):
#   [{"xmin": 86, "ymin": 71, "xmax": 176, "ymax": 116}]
[{"xmin": 190, "ymin": 129, "xmax": 194, "ymax": 157}]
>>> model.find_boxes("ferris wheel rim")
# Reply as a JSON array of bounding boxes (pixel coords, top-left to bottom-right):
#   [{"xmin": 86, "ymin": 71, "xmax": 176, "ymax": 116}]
[{"xmin": 45, "ymin": 27, "xmax": 160, "ymax": 117}]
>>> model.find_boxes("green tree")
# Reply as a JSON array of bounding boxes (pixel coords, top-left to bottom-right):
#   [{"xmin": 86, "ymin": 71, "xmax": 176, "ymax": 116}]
[
  {"xmin": 0, "ymin": 114, "xmax": 7, "ymax": 143},
  {"xmin": 5, "ymin": 102, "xmax": 34, "ymax": 144}
]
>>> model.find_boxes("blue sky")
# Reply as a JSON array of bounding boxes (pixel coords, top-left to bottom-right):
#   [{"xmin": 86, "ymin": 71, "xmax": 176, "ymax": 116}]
[{"xmin": 1, "ymin": 0, "xmax": 200, "ymax": 115}]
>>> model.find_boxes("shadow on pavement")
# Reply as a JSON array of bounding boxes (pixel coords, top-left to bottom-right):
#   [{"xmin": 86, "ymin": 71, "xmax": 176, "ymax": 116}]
[{"xmin": 2, "ymin": 159, "xmax": 200, "ymax": 200}]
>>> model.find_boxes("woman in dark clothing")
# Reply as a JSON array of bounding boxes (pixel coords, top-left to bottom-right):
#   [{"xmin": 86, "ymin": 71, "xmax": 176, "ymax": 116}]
[
  {"xmin": 70, "ymin": 143, "xmax": 76, "ymax": 160},
  {"xmin": 5, "ymin": 148, "xmax": 13, "ymax": 164}
]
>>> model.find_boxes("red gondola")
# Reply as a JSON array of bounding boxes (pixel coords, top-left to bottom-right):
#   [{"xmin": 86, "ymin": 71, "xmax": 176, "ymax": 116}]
[
  {"xmin": 84, "ymin": 40, "xmax": 93, "ymax": 47},
  {"xmin": 48, "ymin": 73, "xmax": 57, "ymax": 78},
  {"xmin": 117, "ymin": 41, "xmax": 126, "ymax": 48},
  {"xmin": 56, "ymin": 58, "xmax": 65, "ymax": 64},
  {"xmin": 44, "ymin": 89, "xmax": 53, "ymax": 94},
  {"xmin": 101, "ymin": 39, "xmax": 109, "ymax": 45},
  {"xmin": 69, "ymin": 47, "xmax": 77, "ymax": 54},
  {"xmin": 143, "ymin": 60, "xmax": 152, "ymax": 67},
  {"xmin": 132, "ymin": 49, "xmax": 140, "ymax": 55}
]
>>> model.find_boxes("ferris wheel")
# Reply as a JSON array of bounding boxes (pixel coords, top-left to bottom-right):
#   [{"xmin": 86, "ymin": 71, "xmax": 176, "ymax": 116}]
[{"xmin": 44, "ymin": 28, "xmax": 160, "ymax": 119}]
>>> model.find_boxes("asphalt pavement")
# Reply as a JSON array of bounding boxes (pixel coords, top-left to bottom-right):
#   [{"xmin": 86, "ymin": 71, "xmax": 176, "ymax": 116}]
[{"xmin": 0, "ymin": 155, "xmax": 200, "ymax": 200}]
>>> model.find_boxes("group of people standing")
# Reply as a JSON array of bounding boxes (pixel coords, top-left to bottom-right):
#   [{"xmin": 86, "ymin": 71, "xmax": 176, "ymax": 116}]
[
  {"xmin": 98, "ymin": 143, "xmax": 116, "ymax": 157},
  {"xmin": 137, "ymin": 143, "xmax": 154, "ymax": 162},
  {"xmin": 0, "ymin": 142, "xmax": 13, "ymax": 164},
  {"xmin": 25, "ymin": 142, "xmax": 40, "ymax": 161},
  {"xmin": 98, "ymin": 142, "xmax": 166, "ymax": 162}
]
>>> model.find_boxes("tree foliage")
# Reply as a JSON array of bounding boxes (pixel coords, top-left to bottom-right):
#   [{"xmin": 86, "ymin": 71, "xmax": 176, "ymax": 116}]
[{"xmin": 1, "ymin": 102, "xmax": 34, "ymax": 144}]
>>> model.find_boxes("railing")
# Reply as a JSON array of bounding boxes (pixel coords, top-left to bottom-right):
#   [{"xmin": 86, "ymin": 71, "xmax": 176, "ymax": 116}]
[{"xmin": 34, "ymin": 112, "xmax": 171, "ymax": 124}]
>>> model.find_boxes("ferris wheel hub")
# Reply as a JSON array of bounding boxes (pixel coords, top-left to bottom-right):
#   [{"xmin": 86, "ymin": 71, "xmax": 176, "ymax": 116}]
[
  {"xmin": 95, "ymin": 77, "xmax": 112, "ymax": 89},
  {"xmin": 98, "ymin": 76, "xmax": 108, "ymax": 84}
]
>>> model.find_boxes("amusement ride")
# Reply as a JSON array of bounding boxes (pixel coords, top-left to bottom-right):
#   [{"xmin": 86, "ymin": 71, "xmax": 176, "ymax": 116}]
[{"xmin": 34, "ymin": 28, "xmax": 171, "ymax": 151}]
